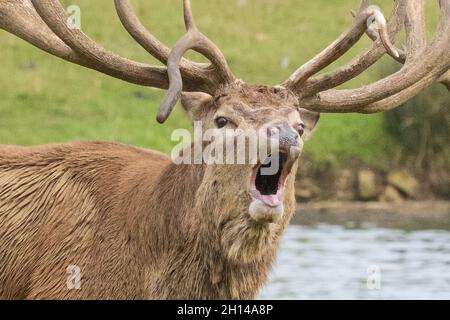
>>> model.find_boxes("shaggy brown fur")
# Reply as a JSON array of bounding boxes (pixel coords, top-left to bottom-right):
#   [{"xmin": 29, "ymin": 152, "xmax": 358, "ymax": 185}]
[{"xmin": 0, "ymin": 84, "xmax": 318, "ymax": 300}]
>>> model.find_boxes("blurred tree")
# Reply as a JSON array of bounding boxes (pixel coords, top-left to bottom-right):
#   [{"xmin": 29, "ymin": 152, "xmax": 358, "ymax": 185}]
[{"xmin": 384, "ymin": 83, "xmax": 449, "ymax": 197}]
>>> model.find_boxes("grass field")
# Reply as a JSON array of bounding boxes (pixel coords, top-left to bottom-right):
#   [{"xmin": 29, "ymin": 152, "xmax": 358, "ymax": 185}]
[{"xmin": 0, "ymin": 0, "xmax": 443, "ymax": 169}]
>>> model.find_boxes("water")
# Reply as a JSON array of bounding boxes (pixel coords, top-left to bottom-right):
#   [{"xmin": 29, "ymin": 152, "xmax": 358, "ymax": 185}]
[{"xmin": 259, "ymin": 224, "xmax": 450, "ymax": 300}]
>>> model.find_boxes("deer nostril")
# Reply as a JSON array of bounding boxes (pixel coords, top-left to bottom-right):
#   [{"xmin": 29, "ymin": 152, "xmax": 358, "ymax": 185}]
[
  {"xmin": 297, "ymin": 124, "xmax": 305, "ymax": 137},
  {"xmin": 279, "ymin": 124, "xmax": 299, "ymax": 141},
  {"xmin": 267, "ymin": 123, "xmax": 299, "ymax": 150}
]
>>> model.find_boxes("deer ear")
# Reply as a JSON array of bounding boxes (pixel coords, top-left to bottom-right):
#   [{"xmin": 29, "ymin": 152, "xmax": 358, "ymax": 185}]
[
  {"xmin": 299, "ymin": 108, "xmax": 320, "ymax": 141},
  {"xmin": 181, "ymin": 92, "xmax": 213, "ymax": 119}
]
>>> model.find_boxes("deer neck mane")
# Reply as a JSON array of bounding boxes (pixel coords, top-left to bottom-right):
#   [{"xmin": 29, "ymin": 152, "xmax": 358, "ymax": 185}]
[{"xmin": 140, "ymin": 160, "xmax": 298, "ymax": 299}]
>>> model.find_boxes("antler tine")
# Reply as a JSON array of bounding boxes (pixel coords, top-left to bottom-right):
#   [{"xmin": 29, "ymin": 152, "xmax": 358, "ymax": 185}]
[
  {"xmin": 157, "ymin": 0, "xmax": 235, "ymax": 123},
  {"xmin": 283, "ymin": 1, "xmax": 399, "ymax": 92},
  {"xmin": 0, "ymin": 0, "xmax": 169, "ymax": 87},
  {"xmin": 180, "ymin": 0, "xmax": 232, "ymax": 81},
  {"xmin": 0, "ymin": 0, "xmax": 79, "ymax": 63},
  {"xmin": 297, "ymin": 1, "xmax": 406, "ymax": 98},
  {"xmin": 368, "ymin": 6, "xmax": 400, "ymax": 59},
  {"xmin": 403, "ymin": 0, "xmax": 427, "ymax": 60},
  {"xmin": 351, "ymin": 9, "xmax": 377, "ymax": 40},
  {"xmin": 435, "ymin": 0, "xmax": 450, "ymax": 48},
  {"xmin": 358, "ymin": 72, "xmax": 441, "ymax": 113},
  {"xmin": 351, "ymin": 8, "xmax": 405, "ymax": 63},
  {"xmin": 300, "ymin": 0, "xmax": 450, "ymax": 113},
  {"xmin": 30, "ymin": 0, "xmax": 176, "ymax": 88},
  {"xmin": 114, "ymin": 0, "xmax": 171, "ymax": 65},
  {"xmin": 183, "ymin": 0, "xmax": 196, "ymax": 30},
  {"xmin": 114, "ymin": 0, "xmax": 209, "ymax": 77}
]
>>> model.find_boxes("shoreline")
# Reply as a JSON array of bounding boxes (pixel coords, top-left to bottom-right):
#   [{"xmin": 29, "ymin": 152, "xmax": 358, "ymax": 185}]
[{"xmin": 293, "ymin": 201, "xmax": 450, "ymax": 230}]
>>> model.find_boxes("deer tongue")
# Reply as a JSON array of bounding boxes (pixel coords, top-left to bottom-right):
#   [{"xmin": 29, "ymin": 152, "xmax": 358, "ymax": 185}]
[{"xmin": 260, "ymin": 194, "xmax": 281, "ymax": 207}]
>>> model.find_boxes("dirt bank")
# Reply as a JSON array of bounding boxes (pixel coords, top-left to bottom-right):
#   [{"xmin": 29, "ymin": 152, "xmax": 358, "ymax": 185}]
[{"xmin": 293, "ymin": 201, "xmax": 450, "ymax": 230}]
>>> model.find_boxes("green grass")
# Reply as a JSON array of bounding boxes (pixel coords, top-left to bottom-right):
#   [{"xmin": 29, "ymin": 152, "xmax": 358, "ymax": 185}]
[{"xmin": 0, "ymin": 0, "xmax": 442, "ymax": 168}]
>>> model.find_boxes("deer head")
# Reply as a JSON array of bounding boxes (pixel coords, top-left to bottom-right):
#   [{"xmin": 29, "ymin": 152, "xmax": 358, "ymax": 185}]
[
  {"xmin": 1, "ymin": 0, "xmax": 449, "ymax": 237},
  {"xmin": 179, "ymin": 85, "xmax": 319, "ymax": 223}
]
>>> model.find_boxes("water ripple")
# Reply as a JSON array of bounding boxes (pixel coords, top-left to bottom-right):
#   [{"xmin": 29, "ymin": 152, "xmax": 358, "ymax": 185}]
[{"xmin": 259, "ymin": 224, "xmax": 450, "ymax": 300}]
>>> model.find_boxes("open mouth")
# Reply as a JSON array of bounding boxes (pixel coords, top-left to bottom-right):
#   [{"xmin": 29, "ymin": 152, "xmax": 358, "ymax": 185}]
[{"xmin": 250, "ymin": 151, "xmax": 289, "ymax": 208}]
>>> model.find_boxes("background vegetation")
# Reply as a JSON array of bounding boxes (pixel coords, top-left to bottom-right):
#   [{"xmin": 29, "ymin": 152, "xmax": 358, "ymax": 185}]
[{"xmin": 0, "ymin": 0, "xmax": 448, "ymax": 193}]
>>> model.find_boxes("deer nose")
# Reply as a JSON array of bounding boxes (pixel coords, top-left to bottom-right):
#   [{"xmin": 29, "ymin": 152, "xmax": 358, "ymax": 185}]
[{"xmin": 267, "ymin": 122, "xmax": 299, "ymax": 151}]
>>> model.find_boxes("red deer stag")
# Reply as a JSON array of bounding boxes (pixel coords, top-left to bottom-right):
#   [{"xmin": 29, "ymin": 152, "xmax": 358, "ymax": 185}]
[{"xmin": 0, "ymin": 0, "xmax": 449, "ymax": 299}]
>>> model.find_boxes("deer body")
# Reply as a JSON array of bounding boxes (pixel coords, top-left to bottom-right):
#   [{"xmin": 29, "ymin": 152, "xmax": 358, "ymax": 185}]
[
  {"xmin": 0, "ymin": 0, "xmax": 448, "ymax": 300},
  {"xmin": 0, "ymin": 141, "xmax": 297, "ymax": 299}
]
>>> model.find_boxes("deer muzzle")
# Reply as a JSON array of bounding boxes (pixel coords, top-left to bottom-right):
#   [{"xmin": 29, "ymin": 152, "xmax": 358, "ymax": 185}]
[{"xmin": 248, "ymin": 123, "xmax": 301, "ymax": 223}]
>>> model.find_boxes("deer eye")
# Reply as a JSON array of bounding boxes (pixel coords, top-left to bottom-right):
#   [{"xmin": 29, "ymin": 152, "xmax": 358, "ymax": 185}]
[
  {"xmin": 215, "ymin": 117, "xmax": 229, "ymax": 128},
  {"xmin": 297, "ymin": 123, "xmax": 305, "ymax": 137}
]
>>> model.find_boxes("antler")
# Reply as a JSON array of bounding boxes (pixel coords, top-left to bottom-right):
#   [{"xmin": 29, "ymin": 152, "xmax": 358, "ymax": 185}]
[
  {"xmin": 157, "ymin": 0, "xmax": 235, "ymax": 123},
  {"xmin": 0, "ymin": 0, "xmax": 235, "ymax": 122},
  {"xmin": 1, "ymin": 0, "xmax": 447, "ymax": 119},
  {"xmin": 284, "ymin": 0, "xmax": 450, "ymax": 113}
]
